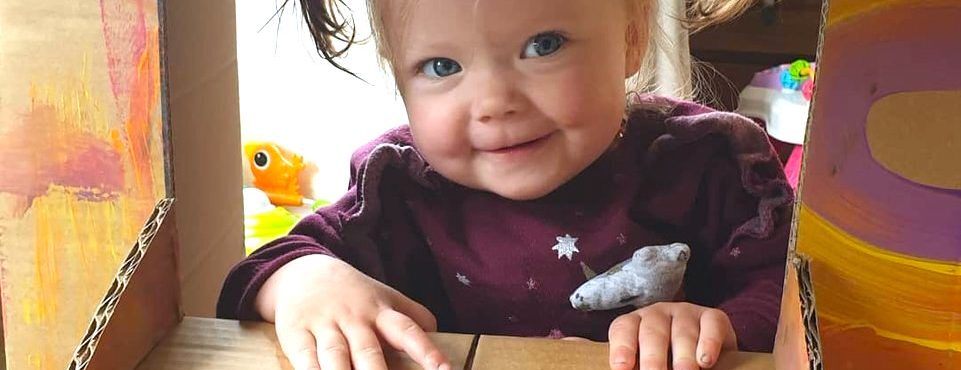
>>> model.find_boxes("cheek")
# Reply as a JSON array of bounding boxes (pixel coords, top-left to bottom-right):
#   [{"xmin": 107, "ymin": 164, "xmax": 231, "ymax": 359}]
[
  {"xmin": 536, "ymin": 61, "xmax": 626, "ymax": 131},
  {"xmin": 406, "ymin": 97, "xmax": 469, "ymax": 159}
]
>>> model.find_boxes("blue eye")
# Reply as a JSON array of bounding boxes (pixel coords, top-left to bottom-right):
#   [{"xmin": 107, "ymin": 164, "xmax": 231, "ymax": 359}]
[
  {"xmin": 522, "ymin": 32, "xmax": 567, "ymax": 58},
  {"xmin": 421, "ymin": 58, "xmax": 462, "ymax": 78}
]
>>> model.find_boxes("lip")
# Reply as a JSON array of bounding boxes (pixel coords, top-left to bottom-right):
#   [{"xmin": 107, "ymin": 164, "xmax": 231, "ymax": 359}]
[{"xmin": 483, "ymin": 133, "xmax": 553, "ymax": 155}]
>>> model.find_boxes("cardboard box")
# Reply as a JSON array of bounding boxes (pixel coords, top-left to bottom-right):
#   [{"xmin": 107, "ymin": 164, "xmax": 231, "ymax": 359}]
[
  {"xmin": 0, "ymin": 0, "xmax": 814, "ymax": 368},
  {"xmin": 28, "ymin": 0, "xmax": 961, "ymax": 369},
  {"xmin": 132, "ymin": 318, "xmax": 774, "ymax": 370},
  {"xmin": 0, "ymin": 0, "xmax": 242, "ymax": 368},
  {"xmin": 59, "ymin": 201, "xmax": 776, "ymax": 370}
]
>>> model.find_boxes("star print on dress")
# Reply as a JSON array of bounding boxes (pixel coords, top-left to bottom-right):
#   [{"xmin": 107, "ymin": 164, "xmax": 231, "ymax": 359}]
[
  {"xmin": 456, "ymin": 272, "xmax": 471, "ymax": 286},
  {"xmin": 547, "ymin": 329, "xmax": 565, "ymax": 339},
  {"xmin": 730, "ymin": 247, "xmax": 742, "ymax": 258},
  {"xmin": 617, "ymin": 233, "xmax": 627, "ymax": 246},
  {"xmin": 552, "ymin": 234, "xmax": 580, "ymax": 260},
  {"xmin": 526, "ymin": 278, "xmax": 538, "ymax": 290}
]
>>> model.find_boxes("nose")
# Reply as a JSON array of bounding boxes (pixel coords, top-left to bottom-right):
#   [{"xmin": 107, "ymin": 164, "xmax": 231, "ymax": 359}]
[
  {"xmin": 571, "ymin": 293, "xmax": 586, "ymax": 309},
  {"xmin": 470, "ymin": 69, "xmax": 523, "ymax": 123}
]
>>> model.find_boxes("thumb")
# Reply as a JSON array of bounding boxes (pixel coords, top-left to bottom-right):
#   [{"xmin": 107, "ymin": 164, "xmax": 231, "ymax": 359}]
[{"xmin": 391, "ymin": 293, "xmax": 438, "ymax": 332}]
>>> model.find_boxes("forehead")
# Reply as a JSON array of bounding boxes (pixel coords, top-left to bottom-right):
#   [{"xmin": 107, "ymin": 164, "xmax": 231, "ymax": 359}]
[{"xmin": 379, "ymin": 0, "xmax": 624, "ymax": 48}]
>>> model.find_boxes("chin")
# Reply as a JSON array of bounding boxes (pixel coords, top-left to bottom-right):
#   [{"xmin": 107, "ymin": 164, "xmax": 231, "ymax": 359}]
[{"xmin": 485, "ymin": 177, "xmax": 566, "ymax": 201}]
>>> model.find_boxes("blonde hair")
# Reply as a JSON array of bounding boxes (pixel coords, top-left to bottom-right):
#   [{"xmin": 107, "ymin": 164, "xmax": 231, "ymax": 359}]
[{"xmin": 286, "ymin": 0, "xmax": 755, "ymax": 100}]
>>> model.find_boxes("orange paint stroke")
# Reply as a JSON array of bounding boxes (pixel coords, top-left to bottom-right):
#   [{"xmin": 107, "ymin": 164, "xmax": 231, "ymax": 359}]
[
  {"xmin": 818, "ymin": 316, "xmax": 961, "ymax": 370},
  {"xmin": 797, "ymin": 205, "xmax": 961, "ymax": 352},
  {"xmin": 121, "ymin": 28, "xmax": 161, "ymax": 198}
]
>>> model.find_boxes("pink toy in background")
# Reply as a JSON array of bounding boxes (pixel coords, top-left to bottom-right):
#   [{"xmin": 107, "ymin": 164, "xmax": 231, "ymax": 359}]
[
  {"xmin": 783, "ymin": 146, "xmax": 804, "ymax": 190},
  {"xmin": 736, "ymin": 60, "xmax": 816, "ymax": 190}
]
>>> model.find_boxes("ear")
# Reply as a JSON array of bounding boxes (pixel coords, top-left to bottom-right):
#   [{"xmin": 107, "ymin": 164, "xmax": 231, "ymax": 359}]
[{"xmin": 625, "ymin": 20, "xmax": 644, "ymax": 78}]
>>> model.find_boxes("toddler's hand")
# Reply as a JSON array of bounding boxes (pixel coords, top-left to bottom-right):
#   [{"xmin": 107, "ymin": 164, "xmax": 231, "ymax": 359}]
[
  {"xmin": 607, "ymin": 302, "xmax": 737, "ymax": 370},
  {"xmin": 255, "ymin": 254, "xmax": 450, "ymax": 370}
]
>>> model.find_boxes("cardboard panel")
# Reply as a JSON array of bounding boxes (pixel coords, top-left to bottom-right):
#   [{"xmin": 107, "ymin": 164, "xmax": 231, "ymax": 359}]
[
  {"xmin": 131, "ymin": 318, "xmax": 774, "ymax": 370},
  {"xmin": 471, "ymin": 335, "xmax": 774, "ymax": 370},
  {"xmin": 68, "ymin": 199, "xmax": 181, "ymax": 370},
  {"xmin": 135, "ymin": 318, "xmax": 476, "ymax": 370},
  {"xmin": 163, "ymin": 0, "xmax": 245, "ymax": 317},
  {"xmin": 792, "ymin": 0, "xmax": 961, "ymax": 368},
  {"xmin": 0, "ymin": 0, "xmax": 169, "ymax": 368}
]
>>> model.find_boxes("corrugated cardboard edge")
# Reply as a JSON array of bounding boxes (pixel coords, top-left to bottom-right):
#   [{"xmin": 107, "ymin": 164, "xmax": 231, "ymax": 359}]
[
  {"xmin": 66, "ymin": 199, "xmax": 182, "ymax": 370},
  {"xmin": 1, "ymin": 283, "xmax": 5, "ymax": 370},
  {"xmin": 773, "ymin": 0, "xmax": 828, "ymax": 369},
  {"xmin": 793, "ymin": 256, "xmax": 823, "ymax": 370}
]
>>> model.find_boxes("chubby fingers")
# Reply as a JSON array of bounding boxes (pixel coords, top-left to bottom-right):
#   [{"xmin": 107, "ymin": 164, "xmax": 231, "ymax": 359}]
[
  {"xmin": 276, "ymin": 325, "xmax": 324, "ymax": 370},
  {"xmin": 376, "ymin": 309, "xmax": 450, "ymax": 370},
  {"xmin": 637, "ymin": 309, "xmax": 672, "ymax": 370},
  {"xmin": 607, "ymin": 314, "xmax": 641, "ymax": 370},
  {"xmin": 312, "ymin": 326, "xmax": 352, "ymax": 370},
  {"xmin": 696, "ymin": 308, "xmax": 738, "ymax": 368},
  {"xmin": 670, "ymin": 309, "xmax": 701, "ymax": 370},
  {"xmin": 341, "ymin": 322, "xmax": 390, "ymax": 370}
]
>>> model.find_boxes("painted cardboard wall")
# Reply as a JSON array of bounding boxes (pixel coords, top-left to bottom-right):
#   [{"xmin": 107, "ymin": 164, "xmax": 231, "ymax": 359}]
[
  {"xmin": 0, "ymin": 0, "xmax": 243, "ymax": 368},
  {"xmin": 2, "ymin": 0, "xmax": 831, "ymax": 369},
  {"xmin": 0, "ymin": 1, "xmax": 169, "ymax": 369},
  {"xmin": 791, "ymin": 0, "xmax": 961, "ymax": 368},
  {"xmin": 164, "ymin": 0, "xmax": 245, "ymax": 317}
]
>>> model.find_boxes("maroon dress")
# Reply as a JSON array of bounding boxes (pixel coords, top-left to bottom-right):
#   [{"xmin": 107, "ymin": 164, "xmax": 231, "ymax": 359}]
[{"xmin": 217, "ymin": 97, "xmax": 794, "ymax": 352}]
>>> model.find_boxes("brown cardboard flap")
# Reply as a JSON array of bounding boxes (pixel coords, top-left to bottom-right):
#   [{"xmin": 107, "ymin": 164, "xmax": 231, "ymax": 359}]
[
  {"xmin": 68, "ymin": 199, "xmax": 181, "ymax": 370},
  {"xmin": 133, "ymin": 318, "xmax": 773, "ymax": 370},
  {"xmin": 163, "ymin": 0, "xmax": 245, "ymax": 318},
  {"xmin": 136, "ymin": 318, "xmax": 475, "ymax": 370},
  {"xmin": 472, "ymin": 335, "xmax": 773, "ymax": 370},
  {"xmin": 472, "ymin": 335, "xmax": 609, "ymax": 370},
  {"xmin": 774, "ymin": 256, "xmax": 823, "ymax": 370}
]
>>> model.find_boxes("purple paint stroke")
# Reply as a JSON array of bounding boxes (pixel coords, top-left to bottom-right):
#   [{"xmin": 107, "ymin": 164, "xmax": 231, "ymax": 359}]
[
  {"xmin": 0, "ymin": 105, "xmax": 124, "ymax": 203},
  {"xmin": 802, "ymin": 5, "xmax": 961, "ymax": 261}
]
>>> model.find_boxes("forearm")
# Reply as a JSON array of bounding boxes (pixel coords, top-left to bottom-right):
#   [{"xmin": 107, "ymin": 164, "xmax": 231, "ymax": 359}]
[
  {"xmin": 716, "ymin": 265, "xmax": 785, "ymax": 352},
  {"xmin": 217, "ymin": 236, "xmax": 335, "ymax": 320}
]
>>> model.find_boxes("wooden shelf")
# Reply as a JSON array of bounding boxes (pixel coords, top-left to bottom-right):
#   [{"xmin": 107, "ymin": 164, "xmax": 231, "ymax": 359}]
[{"xmin": 136, "ymin": 317, "xmax": 774, "ymax": 370}]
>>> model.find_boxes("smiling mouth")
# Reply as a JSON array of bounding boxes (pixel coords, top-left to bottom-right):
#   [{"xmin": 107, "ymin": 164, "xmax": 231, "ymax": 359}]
[{"xmin": 487, "ymin": 133, "xmax": 552, "ymax": 154}]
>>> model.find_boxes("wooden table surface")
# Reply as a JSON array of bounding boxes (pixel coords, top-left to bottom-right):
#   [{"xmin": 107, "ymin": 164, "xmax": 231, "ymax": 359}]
[{"xmin": 136, "ymin": 317, "xmax": 774, "ymax": 370}]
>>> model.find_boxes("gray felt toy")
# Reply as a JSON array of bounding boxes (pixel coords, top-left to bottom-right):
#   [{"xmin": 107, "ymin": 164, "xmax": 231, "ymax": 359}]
[{"xmin": 569, "ymin": 243, "xmax": 690, "ymax": 311}]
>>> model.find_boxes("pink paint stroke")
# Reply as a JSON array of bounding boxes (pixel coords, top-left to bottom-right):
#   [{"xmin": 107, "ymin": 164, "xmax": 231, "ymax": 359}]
[
  {"xmin": 99, "ymin": 0, "xmax": 147, "ymax": 115},
  {"xmin": 0, "ymin": 105, "xmax": 124, "ymax": 203}
]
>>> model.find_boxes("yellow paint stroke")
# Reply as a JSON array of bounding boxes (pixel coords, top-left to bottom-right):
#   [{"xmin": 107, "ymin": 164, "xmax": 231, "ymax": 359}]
[
  {"xmin": 32, "ymin": 197, "xmax": 59, "ymax": 326},
  {"xmin": 828, "ymin": 0, "xmax": 961, "ymax": 26},
  {"xmin": 20, "ymin": 187, "xmax": 147, "ymax": 370},
  {"xmin": 796, "ymin": 204, "xmax": 961, "ymax": 352},
  {"xmin": 12, "ymin": 58, "xmax": 160, "ymax": 370},
  {"xmin": 29, "ymin": 61, "xmax": 110, "ymax": 140}
]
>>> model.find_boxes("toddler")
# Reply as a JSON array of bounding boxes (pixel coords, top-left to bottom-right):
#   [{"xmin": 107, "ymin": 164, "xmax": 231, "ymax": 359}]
[{"xmin": 219, "ymin": 1, "xmax": 793, "ymax": 370}]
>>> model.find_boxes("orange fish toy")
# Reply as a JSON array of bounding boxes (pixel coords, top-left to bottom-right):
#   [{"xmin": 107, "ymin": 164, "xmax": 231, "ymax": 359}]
[{"xmin": 243, "ymin": 141, "xmax": 310, "ymax": 206}]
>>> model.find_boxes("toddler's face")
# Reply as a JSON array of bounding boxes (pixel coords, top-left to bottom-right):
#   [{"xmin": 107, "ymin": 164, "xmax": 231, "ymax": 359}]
[{"xmin": 384, "ymin": 0, "xmax": 638, "ymax": 200}]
